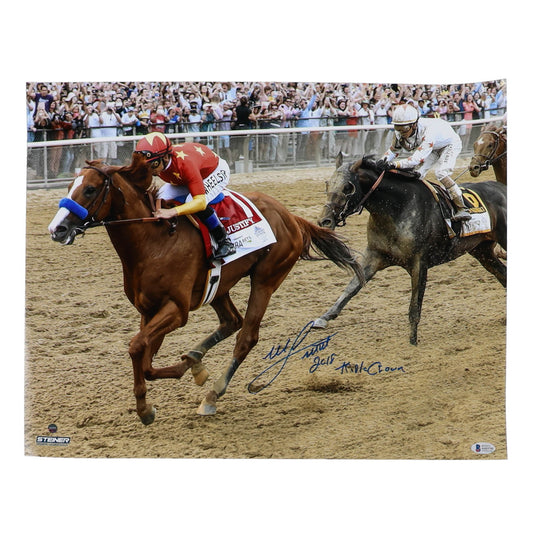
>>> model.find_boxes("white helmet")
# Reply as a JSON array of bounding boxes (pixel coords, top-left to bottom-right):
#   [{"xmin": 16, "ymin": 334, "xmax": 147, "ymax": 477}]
[
  {"xmin": 392, "ymin": 103, "xmax": 419, "ymax": 125},
  {"xmin": 392, "ymin": 104, "xmax": 419, "ymax": 138}
]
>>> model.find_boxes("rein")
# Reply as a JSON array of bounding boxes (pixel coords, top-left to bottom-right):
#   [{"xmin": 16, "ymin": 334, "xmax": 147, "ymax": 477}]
[
  {"xmin": 94, "ymin": 216, "xmax": 161, "ymax": 227},
  {"xmin": 327, "ymin": 170, "xmax": 385, "ymax": 226}
]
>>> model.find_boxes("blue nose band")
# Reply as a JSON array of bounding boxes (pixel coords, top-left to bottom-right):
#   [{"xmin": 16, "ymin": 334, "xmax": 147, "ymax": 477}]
[{"xmin": 59, "ymin": 197, "xmax": 89, "ymax": 220}]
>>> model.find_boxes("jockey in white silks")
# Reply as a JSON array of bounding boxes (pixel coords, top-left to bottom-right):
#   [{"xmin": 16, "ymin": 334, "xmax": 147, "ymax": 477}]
[{"xmin": 377, "ymin": 103, "xmax": 471, "ymax": 221}]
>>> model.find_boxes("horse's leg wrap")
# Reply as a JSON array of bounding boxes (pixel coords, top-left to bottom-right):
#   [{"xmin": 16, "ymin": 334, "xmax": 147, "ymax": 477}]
[
  {"xmin": 213, "ymin": 358, "xmax": 241, "ymax": 397},
  {"xmin": 181, "ymin": 328, "xmax": 235, "ymax": 386},
  {"xmin": 182, "ymin": 349, "xmax": 203, "ymax": 363},
  {"xmin": 197, "ymin": 358, "xmax": 241, "ymax": 415},
  {"xmin": 179, "ymin": 351, "xmax": 208, "ymax": 386}
]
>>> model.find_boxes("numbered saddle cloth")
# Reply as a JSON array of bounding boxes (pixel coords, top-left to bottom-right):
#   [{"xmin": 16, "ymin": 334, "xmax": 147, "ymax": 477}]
[
  {"xmin": 421, "ymin": 180, "xmax": 492, "ymax": 238},
  {"xmin": 458, "ymin": 188, "xmax": 491, "ymax": 237}
]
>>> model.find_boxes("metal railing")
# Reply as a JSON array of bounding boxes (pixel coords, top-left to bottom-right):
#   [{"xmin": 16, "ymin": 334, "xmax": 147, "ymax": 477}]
[{"xmin": 27, "ymin": 116, "xmax": 506, "ymax": 189}]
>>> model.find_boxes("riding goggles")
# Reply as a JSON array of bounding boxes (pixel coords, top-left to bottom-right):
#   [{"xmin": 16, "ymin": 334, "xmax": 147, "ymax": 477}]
[
  {"xmin": 394, "ymin": 123, "xmax": 415, "ymax": 134},
  {"xmin": 135, "ymin": 150, "xmax": 168, "ymax": 162}
]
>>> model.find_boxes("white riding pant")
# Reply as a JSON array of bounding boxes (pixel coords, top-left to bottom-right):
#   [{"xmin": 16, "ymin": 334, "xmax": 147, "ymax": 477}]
[
  {"xmin": 417, "ymin": 139, "xmax": 461, "ymax": 183},
  {"xmin": 418, "ymin": 139, "xmax": 463, "ymax": 201},
  {"xmin": 157, "ymin": 158, "xmax": 230, "ymax": 204}
]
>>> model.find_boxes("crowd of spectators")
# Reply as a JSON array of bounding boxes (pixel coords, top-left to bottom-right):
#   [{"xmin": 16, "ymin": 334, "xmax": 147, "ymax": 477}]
[{"xmin": 26, "ymin": 80, "xmax": 507, "ymax": 175}]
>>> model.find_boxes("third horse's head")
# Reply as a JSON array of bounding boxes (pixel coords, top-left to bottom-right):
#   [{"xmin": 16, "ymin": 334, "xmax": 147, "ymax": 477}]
[{"xmin": 469, "ymin": 125, "xmax": 505, "ymax": 177}]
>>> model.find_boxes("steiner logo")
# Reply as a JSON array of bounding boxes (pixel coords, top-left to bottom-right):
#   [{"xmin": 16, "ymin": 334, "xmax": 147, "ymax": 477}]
[{"xmin": 36, "ymin": 436, "xmax": 71, "ymax": 446}]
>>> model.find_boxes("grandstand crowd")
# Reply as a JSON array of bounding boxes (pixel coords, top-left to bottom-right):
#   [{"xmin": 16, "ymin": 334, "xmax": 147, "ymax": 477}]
[
  {"xmin": 26, "ymin": 80, "xmax": 507, "ymax": 177},
  {"xmin": 27, "ymin": 80, "xmax": 507, "ymax": 138}
]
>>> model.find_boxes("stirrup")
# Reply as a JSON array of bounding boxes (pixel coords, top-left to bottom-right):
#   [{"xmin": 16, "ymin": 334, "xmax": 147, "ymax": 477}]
[{"xmin": 212, "ymin": 239, "xmax": 236, "ymax": 259}]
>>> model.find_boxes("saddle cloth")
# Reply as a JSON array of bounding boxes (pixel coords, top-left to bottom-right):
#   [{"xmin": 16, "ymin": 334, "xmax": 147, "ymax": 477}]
[
  {"xmin": 198, "ymin": 189, "xmax": 277, "ymax": 262},
  {"xmin": 421, "ymin": 180, "xmax": 492, "ymax": 238},
  {"xmin": 183, "ymin": 189, "xmax": 277, "ymax": 307}
]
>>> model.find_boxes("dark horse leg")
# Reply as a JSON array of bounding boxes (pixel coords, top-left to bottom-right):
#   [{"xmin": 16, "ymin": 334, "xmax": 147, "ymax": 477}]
[
  {"xmin": 182, "ymin": 294, "xmax": 244, "ymax": 386},
  {"xmin": 407, "ymin": 254, "xmax": 428, "ymax": 346},
  {"xmin": 313, "ymin": 249, "xmax": 428, "ymax": 345},
  {"xmin": 469, "ymin": 241, "xmax": 506, "ymax": 287},
  {"xmin": 312, "ymin": 249, "xmax": 386, "ymax": 329}
]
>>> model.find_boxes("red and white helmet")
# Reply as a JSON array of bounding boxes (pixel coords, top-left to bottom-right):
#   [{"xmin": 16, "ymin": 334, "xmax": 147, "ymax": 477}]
[{"xmin": 134, "ymin": 132, "xmax": 173, "ymax": 161}]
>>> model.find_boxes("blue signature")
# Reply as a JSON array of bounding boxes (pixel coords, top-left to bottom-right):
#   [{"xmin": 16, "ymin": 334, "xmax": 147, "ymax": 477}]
[
  {"xmin": 247, "ymin": 322, "xmax": 336, "ymax": 394},
  {"xmin": 334, "ymin": 361, "xmax": 406, "ymax": 375},
  {"xmin": 247, "ymin": 322, "xmax": 406, "ymax": 394}
]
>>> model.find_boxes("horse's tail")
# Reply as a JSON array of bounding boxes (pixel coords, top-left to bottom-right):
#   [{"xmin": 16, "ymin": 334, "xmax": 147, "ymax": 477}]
[{"xmin": 295, "ymin": 216, "xmax": 365, "ymax": 285}]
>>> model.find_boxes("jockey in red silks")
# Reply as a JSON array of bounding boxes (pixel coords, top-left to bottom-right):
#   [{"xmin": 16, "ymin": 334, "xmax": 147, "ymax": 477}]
[{"xmin": 134, "ymin": 132, "xmax": 236, "ymax": 259}]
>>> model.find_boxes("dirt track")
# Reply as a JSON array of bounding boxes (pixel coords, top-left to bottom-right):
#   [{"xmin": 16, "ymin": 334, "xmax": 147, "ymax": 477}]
[{"xmin": 24, "ymin": 165, "xmax": 506, "ymax": 459}]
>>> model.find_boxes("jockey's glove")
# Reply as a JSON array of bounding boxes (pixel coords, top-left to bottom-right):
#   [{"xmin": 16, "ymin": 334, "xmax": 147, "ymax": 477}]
[{"xmin": 376, "ymin": 158, "xmax": 395, "ymax": 172}]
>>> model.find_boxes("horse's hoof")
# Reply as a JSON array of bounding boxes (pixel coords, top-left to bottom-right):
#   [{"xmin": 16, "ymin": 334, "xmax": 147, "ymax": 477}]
[
  {"xmin": 197, "ymin": 399, "xmax": 216, "ymax": 416},
  {"xmin": 312, "ymin": 317, "xmax": 328, "ymax": 329},
  {"xmin": 191, "ymin": 363, "xmax": 209, "ymax": 386},
  {"xmin": 140, "ymin": 406, "xmax": 156, "ymax": 425}
]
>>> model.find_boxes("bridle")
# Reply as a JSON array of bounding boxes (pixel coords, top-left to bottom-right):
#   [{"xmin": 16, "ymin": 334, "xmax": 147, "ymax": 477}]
[
  {"xmin": 80, "ymin": 164, "xmax": 115, "ymax": 229},
  {"xmin": 471, "ymin": 129, "xmax": 507, "ymax": 171},
  {"xmin": 325, "ymin": 167, "xmax": 385, "ymax": 227},
  {"xmin": 64, "ymin": 165, "xmax": 159, "ymax": 237}
]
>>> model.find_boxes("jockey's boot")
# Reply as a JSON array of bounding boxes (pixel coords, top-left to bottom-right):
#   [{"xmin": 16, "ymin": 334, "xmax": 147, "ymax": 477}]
[
  {"xmin": 210, "ymin": 223, "xmax": 236, "ymax": 259},
  {"xmin": 195, "ymin": 206, "xmax": 236, "ymax": 259},
  {"xmin": 452, "ymin": 206, "xmax": 472, "ymax": 222},
  {"xmin": 447, "ymin": 183, "xmax": 472, "ymax": 222}
]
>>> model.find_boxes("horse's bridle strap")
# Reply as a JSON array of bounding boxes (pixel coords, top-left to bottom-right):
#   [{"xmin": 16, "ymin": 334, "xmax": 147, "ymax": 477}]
[
  {"xmin": 79, "ymin": 165, "xmax": 115, "ymax": 227},
  {"xmin": 79, "ymin": 165, "xmax": 161, "ymax": 228},
  {"xmin": 472, "ymin": 130, "xmax": 506, "ymax": 168}
]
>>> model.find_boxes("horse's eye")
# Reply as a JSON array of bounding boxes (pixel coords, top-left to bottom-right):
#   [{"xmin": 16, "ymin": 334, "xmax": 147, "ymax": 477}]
[
  {"xmin": 84, "ymin": 186, "xmax": 97, "ymax": 197},
  {"xmin": 343, "ymin": 183, "xmax": 354, "ymax": 195}
]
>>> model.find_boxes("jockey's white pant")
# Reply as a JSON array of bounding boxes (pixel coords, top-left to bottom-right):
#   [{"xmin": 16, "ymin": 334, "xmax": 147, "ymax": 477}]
[
  {"xmin": 418, "ymin": 139, "xmax": 464, "ymax": 203},
  {"xmin": 418, "ymin": 139, "xmax": 462, "ymax": 184},
  {"xmin": 157, "ymin": 158, "xmax": 230, "ymax": 204}
]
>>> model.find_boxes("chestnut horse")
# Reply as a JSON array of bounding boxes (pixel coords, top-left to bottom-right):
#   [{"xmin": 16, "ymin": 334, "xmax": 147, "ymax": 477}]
[
  {"xmin": 314, "ymin": 155, "xmax": 506, "ymax": 345},
  {"xmin": 48, "ymin": 154, "xmax": 364, "ymax": 424},
  {"xmin": 469, "ymin": 123, "xmax": 507, "ymax": 185}
]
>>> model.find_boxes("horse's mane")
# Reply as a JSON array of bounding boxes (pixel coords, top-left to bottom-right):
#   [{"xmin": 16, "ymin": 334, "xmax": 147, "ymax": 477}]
[
  {"xmin": 84, "ymin": 156, "xmax": 153, "ymax": 194},
  {"xmin": 336, "ymin": 153, "xmax": 378, "ymax": 175},
  {"xmin": 483, "ymin": 123, "xmax": 507, "ymax": 137},
  {"xmin": 348, "ymin": 159, "xmax": 363, "ymax": 174},
  {"xmin": 117, "ymin": 152, "xmax": 154, "ymax": 187},
  {"xmin": 355, "ymin": 156, "xmax": 421, "ymax": 181},
  {"xmin": 84, "ymin": 156, "xmax": 155, "ymax": 217},
  {"xmin": 353, "ymin": 155, "xmax": 388, "ymax": 174}
]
